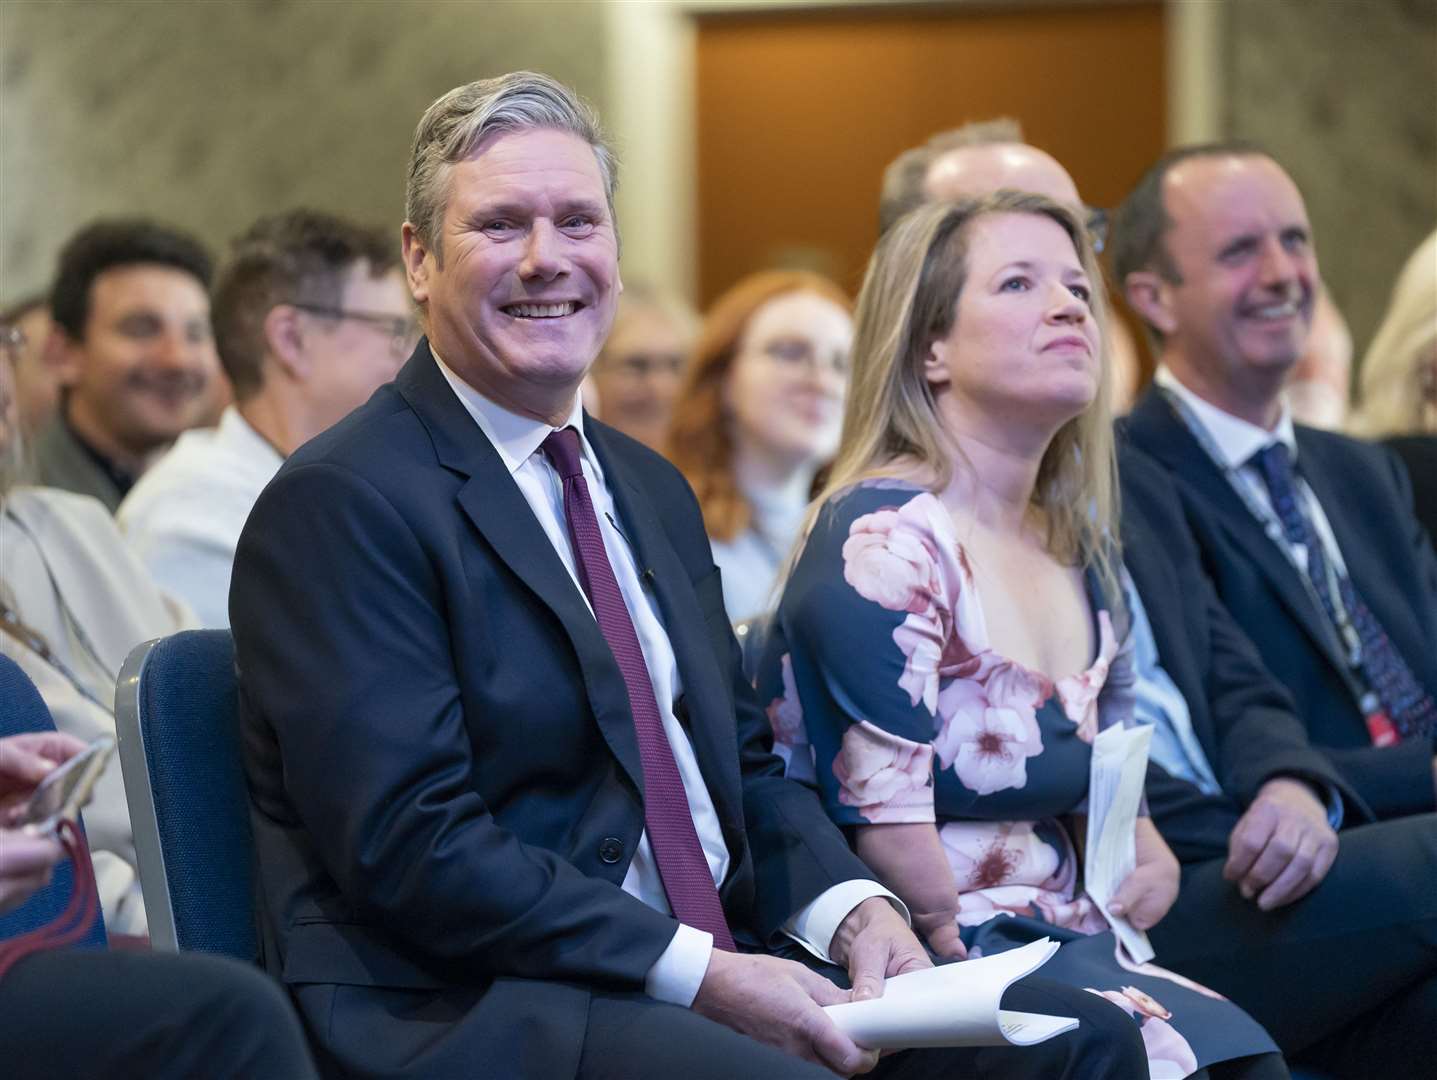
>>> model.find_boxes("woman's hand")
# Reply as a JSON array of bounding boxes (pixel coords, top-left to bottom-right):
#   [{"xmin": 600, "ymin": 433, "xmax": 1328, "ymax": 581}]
[
  {"xmin": 0, "ymin": 826, "xmax": 66, "ymax": 913},
  {"xmin": 855, "ymin": 823, "xmax": 967, "ymax": 959},
  {"xmin": 1107, "ymin": 817, "xmax": 1180, "ymax": 931},
  {"xmin": 0, "ymin": 732, "xmax": 87, "ymax": 819}
]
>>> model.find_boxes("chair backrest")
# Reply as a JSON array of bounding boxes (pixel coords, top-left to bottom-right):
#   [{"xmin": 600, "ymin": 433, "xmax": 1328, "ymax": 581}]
[
  {"xmin": 0, "ymin": 653, "xmax": 108, "ymax": 949},
  {"xmin": 114, "ymin": 629, "xmax": 258, "ymax": 961}
]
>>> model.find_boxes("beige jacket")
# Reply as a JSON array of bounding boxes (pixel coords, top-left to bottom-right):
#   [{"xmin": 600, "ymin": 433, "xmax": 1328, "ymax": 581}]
[{"xmin": 1, "ymin": 487, "xmax": 195, "ymax": 934}]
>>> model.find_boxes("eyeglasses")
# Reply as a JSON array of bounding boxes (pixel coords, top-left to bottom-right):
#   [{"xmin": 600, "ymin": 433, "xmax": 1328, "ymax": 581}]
[
  {"xmin": 758, "ymin": 336, "xmax": 849, "ymax": 378},
  {"xmin": 290, "ymin": 303, "xmax": 420, "ymax": 358},
  {"xmin": 603, "ymin": 352, "xmax": 686, "ymax": 380},
  {"xmin": 1084, "ymin": 206, "xmax": 1109, "ymax": 254}
]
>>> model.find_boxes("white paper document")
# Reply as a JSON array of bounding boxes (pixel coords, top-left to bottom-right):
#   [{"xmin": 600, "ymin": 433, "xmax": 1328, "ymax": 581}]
[
  {"xmin": 1084, "ymin": 723, "xmax": 1157, "ymax": 964},
  {"xmin": 823, "ymin": 938, "xmax": 1078, "ymax": 1050}
]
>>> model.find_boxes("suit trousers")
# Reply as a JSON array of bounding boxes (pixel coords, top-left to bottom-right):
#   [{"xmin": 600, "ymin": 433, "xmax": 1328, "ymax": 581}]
[
  {"xmin": 0, "ymin": 948, "xmax": 319, "ymax": 1080},
  {"xmin": 1148, "ymin": 814, "xmax": 1437, "ymax": 1078}
]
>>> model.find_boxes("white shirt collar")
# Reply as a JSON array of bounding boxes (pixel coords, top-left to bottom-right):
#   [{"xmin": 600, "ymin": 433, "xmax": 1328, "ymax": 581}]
[
  {"xmin": 220, "ymin": 405, "xmax": 285, "ymax": 467},
  {"xmin": 431, "ymin": 348, "xmax": 595, "ymax": 478},
  {"xmin": 1154, "ymin": 365, "xmax": 1298, "ymax": 470}
]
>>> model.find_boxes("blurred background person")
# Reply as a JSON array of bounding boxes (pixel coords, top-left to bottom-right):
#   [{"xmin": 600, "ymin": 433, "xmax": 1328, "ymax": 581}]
[
  {"xmin": 0, "ymin": 315, "xmax": 195, "ymax": 934},
  {"xmin": 30, "ymin": 220, "xmax": 219, "ymax": 513},
  {"xmin": 1285, "ymin": 288, "xmax": 1353, "ymax": 430},
  {"xmin": 0, "ymin": 296, "xmax": 59, "ymax": 437},
  {"xmin": 590, "ymin": 284, "xmax": 698, "ymax": 451},
  {"xmin": 1350, "ymin": 228, "xmax": 1437, "ymax": 545},
  {"xmin": 667, "ymin": 271, "xmax": 852, "ymax": 623},
  {"xmin": 118, "ymin": 209, "xmax": 413, "ymax": 628}
]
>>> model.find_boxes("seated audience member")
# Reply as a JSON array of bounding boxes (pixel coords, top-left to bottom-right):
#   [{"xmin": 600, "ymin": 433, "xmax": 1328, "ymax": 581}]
[
  {"xmin": 1121, "ymin": 444, "xmax": 1437, "ymax": 1077},
  {"xmin": 1112, "ymin": 144, "xmax": 1437, "ymax": 820},
  {"xmin": 230, "ymin": 71, "xmax": 1148, "ymax": 1080},
  {"xmin": 1284, "ymin": 289, "xmax": 1352, "ymax": 430},
  {"xmin": 667, "ymin": 271, "xmax": 851, "ymax": 623},
  {"xmin": 0, "ymin": 317, "xmax": 194, "ymax": 933},
  {"xmin": 0, "ymin": 724, "xmax": 319, "ymax": 1080},
  {"xmin": 878, "ymin": 121, "xmax": 1141, "ymax": 413},
  {"xmin": 590, "ymin": 284, "xmax": 698, "ymax": 450},
  {"xmin": 118, "ymin": 210, "xmax": 413, "ymax": 628},
  {"xmin": 30, "ymin": 220, "xmax": 220, "ymax": 512},
  {"xmin": 0, "ymin": 296, "xmax": 59, "ymax": 436},
  {"xmin": 1349, "ymin": 228, "xmax": 1437, "ymax": 545},
  {"xmin": 874, "ymin": 113, "xmax": 1437, "ymax": 1076},
  {"xmin": 757, "ymin": 192, "xmax": 1284, "ymax": 1078}
]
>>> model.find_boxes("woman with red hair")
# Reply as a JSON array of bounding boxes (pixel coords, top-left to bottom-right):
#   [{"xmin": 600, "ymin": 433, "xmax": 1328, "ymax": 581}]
[{"xmin": 666, "ymin": 271, "xmax": 853, "ymax": 623}]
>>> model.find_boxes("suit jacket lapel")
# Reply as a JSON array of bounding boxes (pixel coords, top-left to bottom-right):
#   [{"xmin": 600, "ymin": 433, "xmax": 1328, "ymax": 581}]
[
  {"xmin": 590, "ymin": 426, "xmax": 745, "ymax": 831},
  {"xmin": 394, "ymin": 346, "xmax": 645, "ymax": 792},
  {"xmin": 1128, "ymin": 390, "xmax": 1350, "ymax": 673}
]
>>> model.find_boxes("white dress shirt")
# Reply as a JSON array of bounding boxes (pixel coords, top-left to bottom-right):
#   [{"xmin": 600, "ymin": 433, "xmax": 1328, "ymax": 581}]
[
  {"xmin": 118, "ymin": 407, "xmax": 285, "ymax": 628},
  {"xmin": 1155, "ymin": 368, "xmax": 1351, "ymax": 581},
  {"xmin": 433, "ymin": 354, "xmax": 896, "ymax": 1007}
]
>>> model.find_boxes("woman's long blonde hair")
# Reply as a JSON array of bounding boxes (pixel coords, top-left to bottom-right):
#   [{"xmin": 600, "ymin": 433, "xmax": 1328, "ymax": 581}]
[
  {"xmin": 1349, "ymin": 229, "xmax": 1437, "ymax": 439},
  {"xmin": 791, "ymin": 191, "xmax": 1122, "ymax": 599}
]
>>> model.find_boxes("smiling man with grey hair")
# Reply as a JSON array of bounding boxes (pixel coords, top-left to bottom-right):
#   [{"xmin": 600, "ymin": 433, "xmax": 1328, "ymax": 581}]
[{"xmin": 229, "ymin": 70, "xmax": 1145, "ymax": 1080}]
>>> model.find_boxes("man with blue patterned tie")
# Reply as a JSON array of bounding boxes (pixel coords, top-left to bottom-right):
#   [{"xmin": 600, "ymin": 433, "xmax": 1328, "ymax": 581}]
[{"xmin": 1112, "ymin": 144, "xmax": 1437, "ymax": 821}]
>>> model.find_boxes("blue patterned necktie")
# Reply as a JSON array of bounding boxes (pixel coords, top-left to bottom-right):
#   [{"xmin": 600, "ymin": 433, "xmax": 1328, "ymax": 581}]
[{"xmin": 1250, "ymin": 442, "xmax": 1436, "ymax": 744}]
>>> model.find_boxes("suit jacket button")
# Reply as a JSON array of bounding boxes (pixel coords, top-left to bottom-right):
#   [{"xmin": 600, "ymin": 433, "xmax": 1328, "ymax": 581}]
[{"xmin": 599, "ymin": 837, "xmax": 624, "ymax": 864}]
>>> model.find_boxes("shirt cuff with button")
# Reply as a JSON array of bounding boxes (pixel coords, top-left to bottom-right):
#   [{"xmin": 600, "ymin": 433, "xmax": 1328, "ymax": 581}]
[{"xmin": 644, "ymin": 879, "xmax": 907, "ymax": 1007}]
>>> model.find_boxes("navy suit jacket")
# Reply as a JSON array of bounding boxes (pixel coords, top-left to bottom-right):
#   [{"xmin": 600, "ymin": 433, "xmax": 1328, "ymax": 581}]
[
  {"xmin": 1124, "ymin": 387, "xmax": 1437, "ymax": 820},
  {"xmin": 1118, "ymin": 443, "xmax": 1368, "ymax": 863},
  {"xmin": 230, "ymin": 342, "xmax": 872, "ymax": 1079}
]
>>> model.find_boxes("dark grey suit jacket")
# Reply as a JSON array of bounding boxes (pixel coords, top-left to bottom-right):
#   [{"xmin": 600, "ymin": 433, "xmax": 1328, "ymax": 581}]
[
  {"xmin": 1124, "ymin": 388, "xmax": 1437, "ymax": 820},
  {"xmin": 230, "ymin": 341, "xmax": 873, "ymax": 1079}
]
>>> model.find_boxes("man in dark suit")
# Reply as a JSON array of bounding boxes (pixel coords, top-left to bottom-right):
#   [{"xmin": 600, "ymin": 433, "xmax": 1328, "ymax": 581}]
[
  {"xmin": 1121, "ymin": 444, "xmax": 1437, "ymax": 1076},
  {"xmin": 230, "ymin": 72, "xmax": 1143, "ymax": 1080},
  {"xmin": 1110, "ymin": 143, "xmax": 1437, "ymax": 822}
]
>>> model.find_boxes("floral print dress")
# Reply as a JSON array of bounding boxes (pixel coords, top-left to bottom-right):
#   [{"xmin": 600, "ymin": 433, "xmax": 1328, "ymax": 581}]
[{"xmin": 756, "ymin": 480, "xmax": 1278, "ymax": 1079}]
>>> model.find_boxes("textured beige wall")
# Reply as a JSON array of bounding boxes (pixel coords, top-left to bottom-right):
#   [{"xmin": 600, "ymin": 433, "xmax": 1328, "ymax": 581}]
[
  {"xmin": 1223, "ymin": 0, "xmax": 1437, "ymax": 354},
  {"xmin": 0, "ymin": 0, "xmax": 607, "ymax": 299}
]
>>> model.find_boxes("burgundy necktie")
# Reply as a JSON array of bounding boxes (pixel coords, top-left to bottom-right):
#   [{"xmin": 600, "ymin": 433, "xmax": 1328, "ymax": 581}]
[{"xmin": 541, "ymin": 427, "xmax": 736, "ymax": 950}]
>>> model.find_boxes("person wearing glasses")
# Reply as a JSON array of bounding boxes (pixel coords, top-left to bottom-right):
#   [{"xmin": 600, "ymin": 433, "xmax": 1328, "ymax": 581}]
[
  {"xmin": 590, "ymin": 283, "xmax": 699, "ymax": 451},
  {"xmin": 27, "ymin": 220, "xmax": 220, "ymax": 513},
  {"xmin": 666, "ymin": 271, "xmax": 853, "ymax": 624},
  {"xmin": 117, "ymin": 209, "xmax": 415, "ymax": 628}
]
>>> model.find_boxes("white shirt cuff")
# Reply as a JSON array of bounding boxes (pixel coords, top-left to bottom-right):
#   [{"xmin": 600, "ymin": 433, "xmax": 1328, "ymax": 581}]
[
  {"xmin": 644, "ymin": 923, "xmax": 713, "ymax": 1007},
  {"xmin": 780, "ymin": 879, "xmax": 909, "ymax": 964}
]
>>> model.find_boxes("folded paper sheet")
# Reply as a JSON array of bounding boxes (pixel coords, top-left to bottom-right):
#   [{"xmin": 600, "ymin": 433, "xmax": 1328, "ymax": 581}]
[
  {"xmin": 823, "ymin": 938, "xmax": 1078, "ymax": 1050},
  {"xmin": 1085, "ymin": 722, "xmax": 1157, "ymax": 964}
]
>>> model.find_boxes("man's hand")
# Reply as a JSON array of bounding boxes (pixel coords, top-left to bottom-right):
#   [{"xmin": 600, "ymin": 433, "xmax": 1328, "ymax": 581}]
[
  {"xmin": 0, "ymin": 826, "xmax": 66, "ymax": 914},
  {"xmin": 1224, "ymin": 777, "xmax": 1338, "ymax": 911},
  {"xmin": 692, "ymin": 950, "xmax": 879, "ymax": 1076},
  {"xmin": 830, "ymin": 895, "xmax": 946, "ymax": 1003},
  {"xmin": 1109, "ymin": 817, "xmax": 1180, "ymax": 931}
]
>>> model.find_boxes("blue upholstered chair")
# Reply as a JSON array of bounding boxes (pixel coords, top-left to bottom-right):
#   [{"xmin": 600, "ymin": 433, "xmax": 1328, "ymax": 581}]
[
  {"xmin": 114, "ymin": 630, "xmax": 258, "ymax": 961},
  {"xmin": 0, "ymin": 653, "xmax": 108, "ymax": 950}
]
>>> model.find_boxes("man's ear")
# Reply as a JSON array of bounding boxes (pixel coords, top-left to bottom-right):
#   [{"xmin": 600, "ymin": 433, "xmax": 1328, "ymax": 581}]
[
  {"xmin": 1124, "ymin": 271, "xmax": 1178, "ymax": 338},
  {"xmin": 263, "ymin": 305, "xmax": 309, "ymax": 380},
  {"xmin": 401, "ymin": 222, "xmax": 432, "ymax": 305},
  {"xmin": 46, "ymin": 329, "xmax": 84, "ymax": 389},
  {"xmin": 923, "ymin": 337, "xmax": 951, "ymax": 390}
]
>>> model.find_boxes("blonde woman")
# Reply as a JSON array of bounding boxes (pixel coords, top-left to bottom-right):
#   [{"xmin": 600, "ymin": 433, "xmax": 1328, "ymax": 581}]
[
  {"xmin": 756, "ymin": 193, "xmax": 1283, "ymax": 1079},
  {"xmin": 1349, "ymin": 229, "xmax": 1437, "ymax": 543}
]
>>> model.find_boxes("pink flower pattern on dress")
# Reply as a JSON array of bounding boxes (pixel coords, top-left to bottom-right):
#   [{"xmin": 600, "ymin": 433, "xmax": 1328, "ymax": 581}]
[
  {"xmin": 1054, "ymin": 611, "xmax": 1118, "ymax": 744},
  {"xmin": 765, "ymin": 653, "xmax": 815, "ymax": 783},
  {"xmin": 933, "ymin": 660, "xmax": 1048, "ymax": 794},
  {"xmin": 1086, "ymin": 988, "xmax": 1199, "ymax": 1079},
  {"xmin": 842, "ymin": 494, "xmax": 986, "ymax": 713},
  {"xmin": 833, "ymin": 721, "xmax": 934, "ymax": 822}
]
